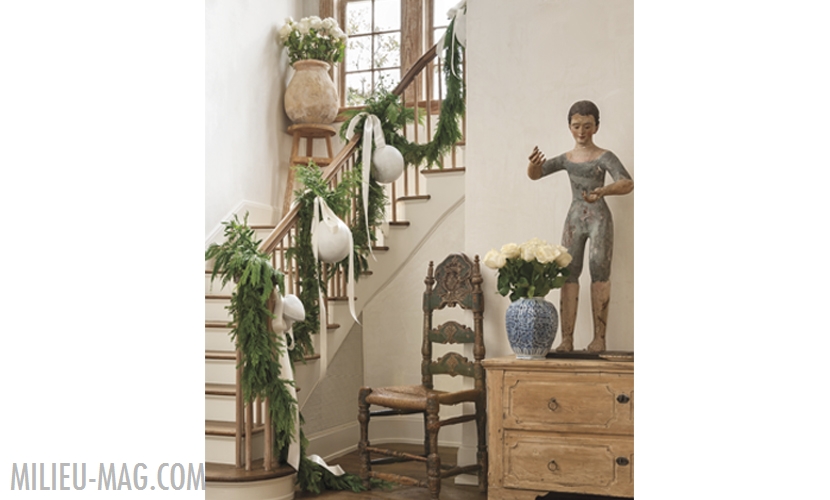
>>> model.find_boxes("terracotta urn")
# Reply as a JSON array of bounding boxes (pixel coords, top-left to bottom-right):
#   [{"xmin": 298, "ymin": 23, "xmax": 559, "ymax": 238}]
[{"xmin": 284, "ymin": 60, "xmax": 339, "ymax": 124}]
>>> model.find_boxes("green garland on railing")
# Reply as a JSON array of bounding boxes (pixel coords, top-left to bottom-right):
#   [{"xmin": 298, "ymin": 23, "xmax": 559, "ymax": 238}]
[
  {"xmin": 339, "ymin": 18, "xmax": 465, "ymax": 170},
  {"xmin": 285, "ymin": 164, "xmax": 394, "ymax": 493},
  {"xmin": 204, "ymin": 214, "xmax": 298, "ymax": 460},
  {"xmin": 286, "ymin": 162, "xmax": 359, "ymax": 364}
]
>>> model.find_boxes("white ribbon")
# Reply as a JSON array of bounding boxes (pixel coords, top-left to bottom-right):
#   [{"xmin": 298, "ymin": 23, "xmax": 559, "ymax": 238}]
[
  {"xmin": 273, "ymin": 295, "xmax": 348, "ymax": 475},
  {"xmin": 345, "ymin": 112, "xmax": 387, "ymax": 261},
  {"xmin": 307, "ymin": 454, "xmax": 346, "ymax": 476},
  {"xmin": 271, "ymin": 293, "xmax": 301, "ymax": 470},
  {"xmin": 435, "ymin": 0, "xmax": 466, "ymax": 80},
  {"xmin": 310, "ymin": 196, "xmax": 359, "ymax": 380}
]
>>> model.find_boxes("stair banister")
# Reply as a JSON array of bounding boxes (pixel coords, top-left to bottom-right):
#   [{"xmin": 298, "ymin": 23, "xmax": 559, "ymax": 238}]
[{"xmin": 233, "ymin": 40, "xmax": 458, "ymax": 473}]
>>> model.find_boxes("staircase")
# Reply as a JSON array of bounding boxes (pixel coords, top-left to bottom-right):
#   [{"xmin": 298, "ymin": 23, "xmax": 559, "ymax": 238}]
[
  {"xmin": 203, "ymin": 227, "xmax": 297, "ymax": 500},
  {"xmin": 204, "ymin": 168, "xmax": 465, "ymax": 498},
  {"xmin": 204, "ymin": 40, "xmax": 464, "ymax": 499}
]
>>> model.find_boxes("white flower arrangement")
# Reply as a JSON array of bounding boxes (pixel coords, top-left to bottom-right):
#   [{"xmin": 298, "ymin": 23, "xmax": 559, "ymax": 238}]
[
  {"xmin": 483, "ymin": 238, "xmax": 573, "ymax": 301},
  {"xmin": 277, "ymin": 16, "xmax": 347, "ymax": 65}
]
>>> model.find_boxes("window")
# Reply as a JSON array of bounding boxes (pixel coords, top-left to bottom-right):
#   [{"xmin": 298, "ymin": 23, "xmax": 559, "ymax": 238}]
[
  {"xmin": 338, "ymin": 0, "xmax": 459, "ymax": 107},
  {"xmin": 343, "ymin": 0, "xmax": 402, "ymax": 106}
]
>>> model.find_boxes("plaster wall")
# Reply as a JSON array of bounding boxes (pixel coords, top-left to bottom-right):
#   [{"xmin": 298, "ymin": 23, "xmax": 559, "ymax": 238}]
[
  {"xmin": 466, "ymin": 0, "xmax": 635, "ymax": 357},
  {"xmin": 362, "ymin": 202, "xmax": 467, "ymax": 426},
  {"xmin": 205, "ymin": 0, "xmax": 303, "ymax": 236}
]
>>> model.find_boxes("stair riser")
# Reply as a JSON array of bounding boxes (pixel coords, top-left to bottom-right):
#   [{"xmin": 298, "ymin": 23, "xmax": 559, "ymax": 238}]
[
  {"xmin": 206, "ymin": 476, "xmax": 296, "ymax": 500},
  {"xmin": 206, "ymin": 358, "xmax": 237, "ymax": 385},
  {"xmin": 206, "ymin": 433, "xmax": 264, "ymax": 465},
  {"xmin": 205, "ymin": 299, "xmax": 232, "ymax": 322},
  {"xmin": 206, "ymin": 395, "xmax": 236, "ymax": 422},
  {"xmin": 206, "ymin": 328, "xmax": 235, "ymax": 352},
  {"xmin": 204, "ymin": 275, "xmax": 234, "ymax": 295}
]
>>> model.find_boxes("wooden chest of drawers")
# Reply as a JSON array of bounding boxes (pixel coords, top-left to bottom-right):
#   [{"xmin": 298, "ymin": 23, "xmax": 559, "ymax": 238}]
[{"xmin": 483, "ymin": 355, "xmax": 634, "ymax": 499}]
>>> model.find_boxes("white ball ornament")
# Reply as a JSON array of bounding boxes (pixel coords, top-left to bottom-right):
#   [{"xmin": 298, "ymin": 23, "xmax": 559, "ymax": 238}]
[
  {"xmin": 371, "ymin": 145, "xmax": 404, "ymax": 184},
  {"xmin": 282, "ymin": 294, "xmax": 306, "ymax": 322},
  {"xmin": 315, "ymin": 216, "xmax": 352, "ymax": 263}
]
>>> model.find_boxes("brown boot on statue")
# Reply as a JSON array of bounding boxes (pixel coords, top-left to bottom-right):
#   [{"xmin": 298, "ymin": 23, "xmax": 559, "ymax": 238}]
[{"xmin": 586, "ymin": 281, "xmax": 610, "ymax": 353}]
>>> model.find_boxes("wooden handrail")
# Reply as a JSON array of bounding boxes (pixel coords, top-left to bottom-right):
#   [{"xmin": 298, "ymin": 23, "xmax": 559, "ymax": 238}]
[
  {"xmin": 259, "ymin": 134, "xmax": 361, "ymax": 255},
  {"xmin": 392, "ymin": 43, "xmax": 439, "ymax": 96}
]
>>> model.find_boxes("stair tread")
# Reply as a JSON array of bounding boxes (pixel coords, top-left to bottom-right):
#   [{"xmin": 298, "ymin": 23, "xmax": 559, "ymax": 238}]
[
  {"xmin": 205, "ymin": 383, "xmax": 235, "ymax": 396},
  {"xmin": 206, "ymin": 460, "xmax": 295, "ymax": 483},
  {"xmin": 205, "ymin": 420, "xmax": 264, "ymax": 436},
  {"xmin": 206, "ymin": 350, "xmax": 236, "ymax": 360},
  {"xmin": 388, "ymin": 220, "xmax": 410, "ymax": 227},
  {"xmin": 204, "ymin": 349, "xmax": 318, "ymax": 363},
  {"xmin": 398, "ymin": 194, "xmax": 431, "ymax": 202},
  {"xmin": 206, "ymin": 321, "xmax": 231, "ymax": 329},
  {"xmin": 371, "ymin": 246, "xmax": 389, "ymax": 251},
  {"xmin": 205, "ymin": 294, "xmax": 231, "ymax": 300},
  {"xmin": 421, "ymin": 166, "xmax": 466, "ymax": 174}
]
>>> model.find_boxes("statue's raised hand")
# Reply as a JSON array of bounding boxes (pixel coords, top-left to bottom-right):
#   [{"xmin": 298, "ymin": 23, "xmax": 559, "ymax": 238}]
[
  {"xmin": 527, "ymin": 146, "xmax": 546, "ymax": 180},
  {"xmin": 528, "ymin": 146, "xmax": 545, "ymax": 168}
]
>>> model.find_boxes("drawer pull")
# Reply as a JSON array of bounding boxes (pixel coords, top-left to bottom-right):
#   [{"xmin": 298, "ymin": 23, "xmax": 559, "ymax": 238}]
[
  {"xmin": 547, "ymin": 398, "xmax": 559, "ymax": 411},
  {"xmin": 617, "ymin": 394, "xmax": 630, "ymax": 404},
  {"xmin": 547, "ymin": 460, "xmax": 559, "ymax": 472},
  {"xmin": 616, "ymin": 457, "xmax": 630, "ymax": 466}
]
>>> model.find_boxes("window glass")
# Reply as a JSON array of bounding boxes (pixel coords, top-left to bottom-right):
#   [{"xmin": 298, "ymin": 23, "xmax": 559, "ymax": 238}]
[
  {"xmin": 373, "ymin": 0, "xmax": 401, "ymax": 31},
  {"xmin": 374, "ymin": 33, "xmax": 400, "ymax": 68},
  {"xmin": 433, "ymin": 0, "xmax": 457, "ymax": 41},
  {"xmin": 347, "ymin": 34, "xmax": 373, "ymax": 72},
  {"xmin": 346, "ymin": 1, "xmax": 371, "ymax": 35},
  {"xmin": 346, "ymin": 72, "xmax": 373, "ymax": 107},
  {"xmin": 343, "ymin": 0, "xmax": 402, "ymax": 106}
]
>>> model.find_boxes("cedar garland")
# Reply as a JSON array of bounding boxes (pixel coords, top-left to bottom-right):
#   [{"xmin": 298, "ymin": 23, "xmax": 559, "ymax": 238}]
[
  {"xmin": 204, "ymin": 215, "xmax": 297, "ymax": 458},
  {"xmin": 340, "ymin": 19, "xmax": 465, "ymax": 170}
]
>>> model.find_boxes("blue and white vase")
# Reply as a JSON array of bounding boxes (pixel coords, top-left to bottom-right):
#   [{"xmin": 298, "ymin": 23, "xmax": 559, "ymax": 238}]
[{"xmin": 505, "ymin": 297, "xmax": 558, "ymax": 360}]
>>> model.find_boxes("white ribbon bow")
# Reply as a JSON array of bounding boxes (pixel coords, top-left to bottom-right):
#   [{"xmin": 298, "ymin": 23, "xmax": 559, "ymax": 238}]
[
  {"xmin": 436, "ymin": 0, "xmax": 466, "ymax": 80},
  {"xmin": 310, "ymin": 196, "xmax": 359, "ymax": 380},
  {"xmin": 345, "ymin": 112, "xmax": 386, "ymax": 260}
]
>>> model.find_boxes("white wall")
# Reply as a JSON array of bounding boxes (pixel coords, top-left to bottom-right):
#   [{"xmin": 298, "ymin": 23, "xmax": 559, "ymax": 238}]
[
  {"xmin": 205, "ymin": 0, "xmax": 304, "ymax": 237},
  {"xmin": 466, "ymin": 0, "xmax": 634, "ymax": 357}
]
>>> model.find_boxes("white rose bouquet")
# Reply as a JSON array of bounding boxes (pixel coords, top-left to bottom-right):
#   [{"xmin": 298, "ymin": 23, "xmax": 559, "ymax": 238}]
[
  {"xmin": 277, "ymin": 16, "xmax": 347, "ymax": 65},
  {"xmin": 483, "ymin": 238, "xmax": 573, "ymax": 302}
]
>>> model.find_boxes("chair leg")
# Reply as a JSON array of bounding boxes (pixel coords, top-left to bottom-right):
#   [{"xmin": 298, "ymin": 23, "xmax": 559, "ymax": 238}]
[
  {"xmin": 426, "ymin": 396, "xmax": 441, "ymax": 500},
  {"xmin": 422, "ymin": 411, "xmax": 430, "ymax": 457},
  {"xmin": 476, "ymin": 395, "xmax": 488, "ymax": 493},
  {"xmin": 358, "ymin": 387, "xmax": 373, "ymax": 489}
]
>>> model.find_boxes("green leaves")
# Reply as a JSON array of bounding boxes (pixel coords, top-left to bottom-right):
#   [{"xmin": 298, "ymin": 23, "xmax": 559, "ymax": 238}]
[
  {"xmin": 495, "ymin": 257, "xmax": 570, "ymax": 302},
  {"xmin": 205, "ymin": 214, "xmax": 296, "ymax": 456}
]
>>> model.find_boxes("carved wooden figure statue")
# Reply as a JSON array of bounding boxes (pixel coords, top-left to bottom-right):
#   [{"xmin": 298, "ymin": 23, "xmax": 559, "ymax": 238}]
[{"xmin": 527, "ymin": 100, "xmax": 633, "ymax": 352}]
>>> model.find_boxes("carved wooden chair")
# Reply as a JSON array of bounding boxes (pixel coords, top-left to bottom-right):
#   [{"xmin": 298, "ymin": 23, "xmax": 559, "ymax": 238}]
[{"xmin": 357, "ymin": 253, "xmax": 487, "ymax": 499}]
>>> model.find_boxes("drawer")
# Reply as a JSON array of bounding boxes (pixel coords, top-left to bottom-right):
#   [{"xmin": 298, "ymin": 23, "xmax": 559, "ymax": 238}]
[
  {"xmin": 503, "ymin": 371, "xmax": 633, "ymax": 434},
  {"xmin": 502, "ymin": 431, "xmax": 633, "ymax": 497}
]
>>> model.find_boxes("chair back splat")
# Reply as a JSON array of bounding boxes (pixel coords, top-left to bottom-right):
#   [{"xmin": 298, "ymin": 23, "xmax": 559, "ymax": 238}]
[{"xmin": 422, "ymin": 253, "xmax": 485, "ymax": 391}]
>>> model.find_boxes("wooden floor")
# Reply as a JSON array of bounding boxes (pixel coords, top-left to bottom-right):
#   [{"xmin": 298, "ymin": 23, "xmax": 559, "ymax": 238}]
[
  {"xmin": 296, "ymin": 444, "xmax": 625, "ymax": 500},
  {"xmin": 296, "ymin": 443, "xmax": 484, "ymax": 500}
]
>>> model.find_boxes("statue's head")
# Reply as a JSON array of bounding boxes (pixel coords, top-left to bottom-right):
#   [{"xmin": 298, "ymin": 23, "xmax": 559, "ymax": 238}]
[{"xmin": 568, "ymin": 100, "xmax": 600, "ymax": 127}]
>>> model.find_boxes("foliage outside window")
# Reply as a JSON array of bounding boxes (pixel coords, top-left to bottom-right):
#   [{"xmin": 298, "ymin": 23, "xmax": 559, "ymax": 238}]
[{"xmin": 342, "ymin": 0, "xmax": 402, "ymax": 106}]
